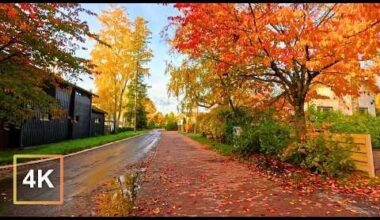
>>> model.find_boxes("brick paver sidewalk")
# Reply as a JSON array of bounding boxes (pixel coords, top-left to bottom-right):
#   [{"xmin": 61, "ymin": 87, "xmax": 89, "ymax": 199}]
[{"xmin": 133, "ymin": 131, "xmax": 360, "ymax": 217}]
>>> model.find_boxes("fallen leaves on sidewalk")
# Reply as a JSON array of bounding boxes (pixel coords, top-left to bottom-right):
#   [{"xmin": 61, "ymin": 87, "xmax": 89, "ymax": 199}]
[
  {"xmin": 132, "ymin": 132, "xmax": 379, "ymax": 216},
  {"xmin": 246, "ymin": 154, "xmax": 380, "ymax": 203}
]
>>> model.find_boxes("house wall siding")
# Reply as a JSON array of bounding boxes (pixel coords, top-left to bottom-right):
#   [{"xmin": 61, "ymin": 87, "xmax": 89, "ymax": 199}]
[
  {"xmin": 90, "ymin": 112, "xmax": 105, "ymax": 136},
  {"xmin": 18, "ymin": 86, "xmax": 102, "ymax": 147},
  {"xmin": 20, "ymin": 117, "xmax": 69, "ymax": 146},
  {"xmin": 20, "ymin": 87, "xmax": 72, "ymax": 147},
  {"xmin": 72, "ymin": 90, "xmax": 91, "ymax": 139},
  {"xmin": 305, "ymin": 86, "xmax": 376, "ymax": 116}
]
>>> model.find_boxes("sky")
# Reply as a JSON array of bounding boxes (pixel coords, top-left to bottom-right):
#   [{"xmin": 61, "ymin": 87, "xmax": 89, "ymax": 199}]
[{"xmin": 72, "ymin": 3, "xmax": 182, "ymax": 114}]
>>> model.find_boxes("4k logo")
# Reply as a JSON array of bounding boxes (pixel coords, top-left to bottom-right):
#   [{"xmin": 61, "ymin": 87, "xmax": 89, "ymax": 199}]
[
  {"xmin": 13, "ymin": 154, "xmax": 64, "ymax": 205},
  {"xmin": 22, "ymin": 169, "xmax": 55, "ymax": 188}
]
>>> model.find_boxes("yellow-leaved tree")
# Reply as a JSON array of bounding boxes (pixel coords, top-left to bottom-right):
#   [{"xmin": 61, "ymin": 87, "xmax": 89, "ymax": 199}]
[
  {"xmin": 91, "ymin": 6, "xmax": 152, "ymax": 132},
  {"xmin": 126, "ymin": 16, "xmax": 153, "ymax": 132}
]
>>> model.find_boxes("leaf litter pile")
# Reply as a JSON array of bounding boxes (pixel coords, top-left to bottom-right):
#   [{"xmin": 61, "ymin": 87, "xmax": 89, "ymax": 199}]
[{"xmin": 246, "ymin": 154, "xmax": 380, "ymax": 204}]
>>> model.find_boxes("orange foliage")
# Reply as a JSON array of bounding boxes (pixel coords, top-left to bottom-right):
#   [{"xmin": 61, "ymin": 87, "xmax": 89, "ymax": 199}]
[{"xmin": 167, "ymin": 3, "xmax": 380, "ymax": 136}]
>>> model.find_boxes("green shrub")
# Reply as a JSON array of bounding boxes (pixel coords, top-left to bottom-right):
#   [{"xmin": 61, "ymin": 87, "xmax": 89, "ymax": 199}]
[
  {"xmin": 233, "ymin": 109, "xmax": 293, "ymax": 157},
  {"xmin": 283, "ymin": 134, "xmax": 356, "ymax": 177},
  {"xmin": 307, "ymin": 104, "xmax": 343, "ymax": 130},
  {"xmin": 197, "ymin": 106, "xmax": 228, "ymax": 141},
  {"xmin": 307, "ymin": 105, "xmax": 380, "ymax": 148},
  {"xmin": 255, "ymin": 113, "xmax": 293, "ymax": 155},
  {"xmin": 165, "ymin": 121, "xmax": 178, "ymax": 131},
  {"xmin": 223, "ymin": 107, "xmax": 255, "ymax": 144},
  {"xmin": 330, "ymin": 113, "xmax": 380, "ymax": 149},
  {"xmin": 232, "ymin": 126, "xmax": 260, "ymax": 158},
  {"xmin": 197, "ymin": 105, "xmax": 254, "ymax": 144}
]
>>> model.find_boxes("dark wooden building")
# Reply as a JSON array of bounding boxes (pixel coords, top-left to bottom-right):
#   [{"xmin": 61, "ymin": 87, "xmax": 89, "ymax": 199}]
[
  {"xmin": 0, "ymin": 80, "xmax": 107, "ymax": 148},
  {"xmin": 90, "ymin": 106, "xmax": 106, "ymax": 136}
]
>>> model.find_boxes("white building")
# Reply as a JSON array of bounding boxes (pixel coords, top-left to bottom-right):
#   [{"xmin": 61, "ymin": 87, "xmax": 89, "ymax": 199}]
[{"xmin": 305, "ymin": 85, "xmax": 377, "ymax": 116}]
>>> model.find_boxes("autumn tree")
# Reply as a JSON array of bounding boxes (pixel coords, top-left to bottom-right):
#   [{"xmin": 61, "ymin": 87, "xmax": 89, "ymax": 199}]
[
  {"xmin": 167, "ymin": 58, "xmax": 228, "ymax": 113},
  {"xmin": 0, "ymin": 3, "xmax": 99, "ymax": 126},
  {"xmin": 164, "ymin": 112, "xmax": 178, "ymax": 131},
  {"xmin": 124, "ymin": 94, "xmax": 158, "ymax": 130},
  {"xmin": 144, "ymin": 97, "xmax": 158, "ymax": 126},
  {"xmin": 167, "ymin": 3, "xmax": 380, "ymax": 140},
  {"xmin": 129, "ymin": 17, "xmax": 153, "ymax": 132},
  {"xmin": 92, "ymin": 7, "xmax": 151, "ymax": 132},
  {"xmin": 149, "ymin": 111, "xmax": 164, "ymax": 128},
  {"xmin": 166, "ymin": 57, "xmax": 271, "ymax": 114}
]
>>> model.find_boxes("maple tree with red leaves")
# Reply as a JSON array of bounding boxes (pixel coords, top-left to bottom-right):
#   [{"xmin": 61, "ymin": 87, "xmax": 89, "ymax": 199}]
[{"xmin": 166, "ymin": 3, "xmax": 380, "ymax": 141}]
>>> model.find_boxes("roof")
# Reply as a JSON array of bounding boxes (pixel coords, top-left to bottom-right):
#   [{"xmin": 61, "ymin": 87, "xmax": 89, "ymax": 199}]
[
  {"xmin": 54, "ymin": 76, "xmax": 98, "ymax": 97},
  {"xmin": 92, "ymin": 106, "xmax": 107, "ymax": 114}
]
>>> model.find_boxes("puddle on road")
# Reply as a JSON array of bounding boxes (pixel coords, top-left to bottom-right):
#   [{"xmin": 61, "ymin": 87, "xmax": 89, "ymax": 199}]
[
  {"xmin": 94, "ymin": 170, "xmax": 141, "ymax": 216},
  {"xmin": 93, "ymin": 138, "xmax": 158, "ymax": 217}
]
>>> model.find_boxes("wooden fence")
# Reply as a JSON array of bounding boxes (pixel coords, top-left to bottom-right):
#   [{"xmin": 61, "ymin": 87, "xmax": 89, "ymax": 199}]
[{"xmin": 314, "ymin": 133, "xmax": 375, "ymax": 177}]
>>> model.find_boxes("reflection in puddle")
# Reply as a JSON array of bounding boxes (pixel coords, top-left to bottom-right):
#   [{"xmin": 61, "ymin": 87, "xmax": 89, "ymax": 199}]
[{"xmin": 95, "ymin": 171, "xmax": 139, "ymax": 216}]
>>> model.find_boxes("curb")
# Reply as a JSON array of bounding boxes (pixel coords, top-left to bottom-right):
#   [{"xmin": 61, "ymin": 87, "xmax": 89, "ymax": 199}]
[{"xmin": 0, "ymin": 132, "xmax": 148, "ymax": 172}]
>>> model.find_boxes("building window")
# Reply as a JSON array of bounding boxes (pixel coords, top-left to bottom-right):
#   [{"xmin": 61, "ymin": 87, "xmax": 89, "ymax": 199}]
[
  {"xmin": 358, "ymin": 107, "xmax": 368, "ymax": 114},
  {"xmin": 94, "ymin": 118, "xmax": 100, "ymax": 124},
  {"xmin": 317, "ymin": 106, "xmax": 333, "ymax": 112}
]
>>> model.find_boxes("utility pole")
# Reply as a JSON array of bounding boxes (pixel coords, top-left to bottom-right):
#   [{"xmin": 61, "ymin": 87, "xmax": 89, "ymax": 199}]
[{"xmin": 133, "ymin": 62, "xmax": 138, "ymax": 133}]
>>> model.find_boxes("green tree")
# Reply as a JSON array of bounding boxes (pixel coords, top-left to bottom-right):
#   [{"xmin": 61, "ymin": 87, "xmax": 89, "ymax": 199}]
[
  {"xmin": 129, "ymin": 17, "xmax": 152, "ymax": 131},
  {"xmin": 0, "ymin": 3, "xmax": 99, "ymax": 126},
  {"xmin": 124, "ymin": 73, "xmax": 148, "ymax": 130},
  {"xmin": 164, "ymin": 112, "xmax": 178, "ymax": 131}
]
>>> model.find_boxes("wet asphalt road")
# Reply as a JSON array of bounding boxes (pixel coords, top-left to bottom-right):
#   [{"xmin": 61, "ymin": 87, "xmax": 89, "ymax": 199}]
[{"xmin": 0, "ymin": 130, "xmax": 161, "ymax": 216}]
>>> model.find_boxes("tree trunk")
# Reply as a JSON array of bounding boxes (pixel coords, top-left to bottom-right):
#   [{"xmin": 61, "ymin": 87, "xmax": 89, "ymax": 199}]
[
  {"xmin": 133, "ymin": 86, "xmax": 137, "ymax": 132},
  {"xmin": 294, "ymin": 102, "xmax": 306, "ymax": 143},
  {"xmin": 194, "ymin": 106, "xmax": 198, "ymax": 134},
  {"xmin": 113, "ymin": 79, "xmax": 119, "ymax": 134},
  {"xmin": 133, "ymin": 62, "xmax": 138, "ymax": 133},
  {"xmin": 113, "ymin": 113, "xmax": 118, "ymax": 133}
]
